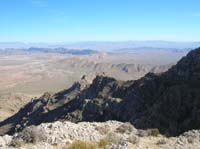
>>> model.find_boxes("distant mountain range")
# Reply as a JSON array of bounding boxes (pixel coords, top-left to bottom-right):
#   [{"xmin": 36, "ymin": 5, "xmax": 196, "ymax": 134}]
[
  {"xmin": 0, "ymin": 41, "xmax": 200, "ymax": 51},
  {"xmin": 0, "ymin": 46, "xmax": 193, "ymax": 56},
  {"xmin": 0, "ymin": 47, "xmax": 98, "ymax": 55}
]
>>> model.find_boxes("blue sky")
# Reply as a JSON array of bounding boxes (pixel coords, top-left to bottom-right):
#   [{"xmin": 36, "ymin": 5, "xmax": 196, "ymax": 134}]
[{"xmin": 0, "ymin": 0, "xmax": 200, "ymax": 42}]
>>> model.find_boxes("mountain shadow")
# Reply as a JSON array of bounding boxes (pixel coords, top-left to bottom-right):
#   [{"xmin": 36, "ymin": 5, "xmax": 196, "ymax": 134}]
[{"xmin": 1, "ymin": 47, "xmax": 200, "ymax": 137}]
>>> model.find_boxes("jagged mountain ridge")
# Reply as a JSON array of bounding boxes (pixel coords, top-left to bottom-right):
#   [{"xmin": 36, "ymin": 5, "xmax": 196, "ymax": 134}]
[{"xmin": 1, "ymin": 47, "xmax": 200, "ymax": 136}]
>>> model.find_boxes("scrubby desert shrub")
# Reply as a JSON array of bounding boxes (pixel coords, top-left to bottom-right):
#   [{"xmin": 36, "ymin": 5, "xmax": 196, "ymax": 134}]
[
  {"xmin": 115, "ymin": 123, "xmax": 134, "ymax": 134},
  {"xmin": 137, "ymin": 130, "xmax": 148, "ymax": 137},
  {"xmin": 187, "ymin": 136, "xmax": 194, "ymax": 144},
  {"xmin": 147, "ymin": 128, "xmax": 160, "ymax": 137},
  {"xmin": 107, "ymin": 132, "xmax": 125, "ymax": 145},
  {"xmin": 127, "ymin": 135, "xmax": 139, "ymax": 144},
  {"xmin": 14, "ymin": 126, "xmax": 47, "ymax": 144},
  {"xmin": 10, "ymin": 139, "xmax": 25, "ymax": 148},
  {"xmin": 68, "ymin": 140, "xmax": 98, "ymax": 149},
  {"xmin": 98, "ymin": 138, "xmax": 111, "ymax": 148},
  {"xmin": 96, "ymin": 125, "xmax": 110, "ymax": 135},
  {"xmin": 156, "ymin": 138, "xmax": 167, "ymax": 145}
]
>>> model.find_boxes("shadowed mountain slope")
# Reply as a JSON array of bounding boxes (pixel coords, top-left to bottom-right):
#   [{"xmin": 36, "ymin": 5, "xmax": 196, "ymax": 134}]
[{"xmin": 1, "ymin": 47, "xmax": 200, "ymax": 136}]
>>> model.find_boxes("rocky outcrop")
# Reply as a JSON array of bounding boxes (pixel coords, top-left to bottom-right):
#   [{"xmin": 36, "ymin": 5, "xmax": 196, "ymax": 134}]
[
  {"xmin": 1, "ymin": 120, "xmax": 200, "ymax": 149},
  {"xmin": 1, "ymin": 47, "xmax": 200, "ymax": 137}
]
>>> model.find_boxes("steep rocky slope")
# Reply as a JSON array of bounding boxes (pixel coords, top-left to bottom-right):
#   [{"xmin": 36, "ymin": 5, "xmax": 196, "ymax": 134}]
[
  {"xmin": 0, "ymin": 47, "xmax": 200, "ymax": 137},
  {"xmin": 0, "ymin": 51, "xmax": 173, "ymax": 122},
  {"xmin": 0, "ymin": 93, "xmax": 34, "ymax": 121}
]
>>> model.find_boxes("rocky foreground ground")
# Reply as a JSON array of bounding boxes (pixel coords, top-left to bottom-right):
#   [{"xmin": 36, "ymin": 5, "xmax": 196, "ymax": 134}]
[{"xmin": 0, "ymin": 120, "xmax": 200, "ymax": 149}]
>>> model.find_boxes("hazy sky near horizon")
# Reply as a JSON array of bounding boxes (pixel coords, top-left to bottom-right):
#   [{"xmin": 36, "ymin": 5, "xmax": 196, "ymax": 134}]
[{"xmin": 0, "ymin": 0, "xmax": 200, "ymax": 42}]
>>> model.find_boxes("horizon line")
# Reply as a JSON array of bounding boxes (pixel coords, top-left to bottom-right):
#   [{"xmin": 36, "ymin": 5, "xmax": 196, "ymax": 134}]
[{"xmin": 0, "ymin": 40, "xmax": 200, "ymax": 44}]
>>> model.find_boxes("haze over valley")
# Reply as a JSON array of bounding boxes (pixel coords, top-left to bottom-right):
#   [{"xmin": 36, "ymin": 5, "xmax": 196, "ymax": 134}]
[
  {"xmin": 1, "ymin": 0, "xmax": 200, "ymax": 148},
  {"xmin": 0, "ymin": 45, "xmax": 190, "ymax": 121}
]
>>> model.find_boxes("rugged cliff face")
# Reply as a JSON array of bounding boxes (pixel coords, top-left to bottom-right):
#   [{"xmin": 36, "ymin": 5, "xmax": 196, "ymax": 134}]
[{"xmin": 1, "ymin": 47, "xmax": 200, "ymax": 136}]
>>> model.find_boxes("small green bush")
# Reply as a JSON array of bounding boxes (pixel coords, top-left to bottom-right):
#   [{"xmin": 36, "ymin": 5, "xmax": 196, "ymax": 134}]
[
  {"xmin": 98, "ymin": 138, "xmax": 111, "ymax": 147},
  {"xmin": 68, "ymin": 140, "xmax": 98, "ymax": 149},
  {"xmin": 115, "ymin": 123, "xmax": 134, "ymax": 134},
  {"xmin": 147, "ymin": 128, "xmax": 160, "ymax": 137}
]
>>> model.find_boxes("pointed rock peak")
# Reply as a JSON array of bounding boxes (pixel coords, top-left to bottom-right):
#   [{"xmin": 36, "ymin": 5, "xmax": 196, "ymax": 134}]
[
  {"xmin": 40, "ymin": 92, "xmax": 52, "ymax": 102},
  {"xmin": 176, "ymin": 47, "xmax": 200, "ymax": 66},
  {"xmin": 168, "ymin": 47, "xmax": 200, "ymax": 78},
  {"xmin": 92, "ymin": 74, "xmax": 116, "ymax": 85},
  {"xmin": 81, "ymin": 75, "xmax": 87, "ymax": 80}
]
